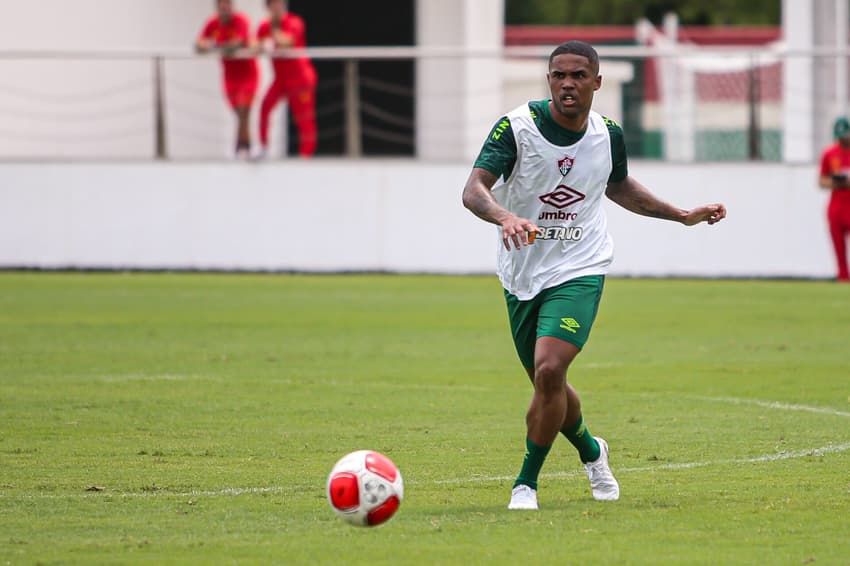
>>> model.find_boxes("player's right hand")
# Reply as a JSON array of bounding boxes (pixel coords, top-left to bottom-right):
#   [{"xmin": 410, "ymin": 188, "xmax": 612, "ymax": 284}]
[{"xmin": 500, "ymin": 215, "xmax": 540, "ymax": 251}]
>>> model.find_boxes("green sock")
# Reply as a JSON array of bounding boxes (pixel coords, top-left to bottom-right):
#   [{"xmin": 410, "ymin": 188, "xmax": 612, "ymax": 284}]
[
  {"xmin": 561, "ymin": 414, "xmax": 600, "ymax": 463},
  {"xmin": 513, "ymin": 437, "xmax": 551, "ymax": 490}
]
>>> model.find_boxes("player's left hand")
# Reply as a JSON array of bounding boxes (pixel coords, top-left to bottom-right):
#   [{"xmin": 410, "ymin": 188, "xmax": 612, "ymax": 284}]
[{"xmin": 683, "ymin": 204, "xmax": 726, "ymax": 226}]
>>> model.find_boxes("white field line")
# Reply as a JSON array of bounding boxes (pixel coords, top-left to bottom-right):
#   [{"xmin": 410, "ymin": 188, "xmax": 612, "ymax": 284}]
[
  {"xmin": 434, "ymin": 395, "xmax": 850, "ymax": 485},
  {"xmin": 433, "ymin": 440, "xmax": 850, "ymax": 485},
  {"xmin": 96, "ymin": 374, "xmax": 219, "ymax": 383},
  {"xmin": 3, "ymin": 396, "xmax": 849, "ymax": 499},
  {"xmin": 267, "ymin": 378, "xmax": 492, "ymax": 392},
  {"xmin": 687, "ymin": 395, "xmax": 850, "ymax": 419},
  {"xmin": 0, "ymin": 486, "xmax": 289, "ymax": 500},
  {"xmin": 6, "ymin": 441, "xmax": 849, "ymax": 499},
  {"xmin": 183, "ymin": 486, "xmax": 283, "ymax": 496}
]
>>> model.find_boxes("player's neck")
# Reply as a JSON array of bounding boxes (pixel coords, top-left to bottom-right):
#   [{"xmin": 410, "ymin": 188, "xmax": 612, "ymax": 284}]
[{"xmin": 547, "ymin": 101, "xmax": 588, "ymax": 132}]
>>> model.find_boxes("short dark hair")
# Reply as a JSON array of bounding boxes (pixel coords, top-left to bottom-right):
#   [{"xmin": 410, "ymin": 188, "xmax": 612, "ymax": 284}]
[
  {"xmin": 835, "ymin": 116, "xmax": 850, "ymax": 139},
  {"xmin": 549, "ymin": 41, "xmax": 599, "ymax": 74}
]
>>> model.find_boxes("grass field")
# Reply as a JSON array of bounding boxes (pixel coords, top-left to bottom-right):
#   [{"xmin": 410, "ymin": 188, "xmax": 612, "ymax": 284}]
[{"xmin": 1, "ymin": 272, "xmax": 849, "ymax": 565}]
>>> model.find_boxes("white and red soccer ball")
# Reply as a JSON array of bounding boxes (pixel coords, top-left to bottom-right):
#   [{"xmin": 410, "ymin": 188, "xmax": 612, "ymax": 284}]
[{"xmin": 326, "ymin": 450, "xmax": 404, "ymax": 527}]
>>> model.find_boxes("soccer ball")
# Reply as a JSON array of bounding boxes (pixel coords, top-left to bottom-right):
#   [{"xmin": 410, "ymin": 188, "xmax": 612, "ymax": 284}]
[{"xmin": 326, "ymin": 450, "xmax": 404, "ymax": 527}]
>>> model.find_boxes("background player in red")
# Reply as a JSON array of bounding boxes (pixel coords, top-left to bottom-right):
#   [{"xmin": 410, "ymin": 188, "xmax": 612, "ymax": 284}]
[
  {"xmin": 196, "ymin": 0, "xmax": 259, "ymax": 160},
  {"xmin": 818, "ymin": 116, "xmax": 850, "ymax": 282},
  {"xmin": 256, "ymin": 0, "xmax": 318, "ymax": 159}
]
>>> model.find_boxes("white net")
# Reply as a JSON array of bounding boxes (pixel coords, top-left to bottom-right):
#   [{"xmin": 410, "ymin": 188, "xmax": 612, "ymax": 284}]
[{"xmin": 638, "ymin": 24, "xmax": 786, "ymax": 162}]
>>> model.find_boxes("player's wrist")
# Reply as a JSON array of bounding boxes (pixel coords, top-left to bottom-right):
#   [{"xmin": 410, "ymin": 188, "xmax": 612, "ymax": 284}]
[
  {"xmin": 496, "ymin": 211, "xmax": 520, "ymax": 226},
  {"xmin": 676, "ymin": 209, "xmax": 691, "ymax": 224}
]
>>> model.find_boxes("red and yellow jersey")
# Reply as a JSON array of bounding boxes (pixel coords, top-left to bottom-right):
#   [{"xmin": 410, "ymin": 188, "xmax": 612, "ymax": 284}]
[
  {"xmin": 199, "ymin": 13, "xmax": 259, "ymax": 82},
  {"xmin": 820, "ymin": 143, "xmax": 850, "ymax": 205},
  {"xmin": 257, "ymin": 13, "xmax": 317, "ymax": 89}
]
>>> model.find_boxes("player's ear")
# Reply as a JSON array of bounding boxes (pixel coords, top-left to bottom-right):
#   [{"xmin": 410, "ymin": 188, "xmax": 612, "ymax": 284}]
[{"xmin": 594, "ymin": 74, "xmax": 602, "ymax": 91}]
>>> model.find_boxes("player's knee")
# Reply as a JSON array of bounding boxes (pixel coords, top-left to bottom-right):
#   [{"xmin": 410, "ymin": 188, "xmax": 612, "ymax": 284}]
[{"xmin": 533, "ymin": 358, "xmax": 567, "ymax": 396}]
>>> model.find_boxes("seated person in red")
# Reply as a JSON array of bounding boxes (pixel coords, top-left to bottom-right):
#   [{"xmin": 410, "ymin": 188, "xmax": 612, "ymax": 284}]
[
  {"xmin": 256, "ymin": 0, "xmax": 318, "ymax": 159},
  {"xmin": 196, "ymin": 0, "xmax": 259, "ymax": 159}
]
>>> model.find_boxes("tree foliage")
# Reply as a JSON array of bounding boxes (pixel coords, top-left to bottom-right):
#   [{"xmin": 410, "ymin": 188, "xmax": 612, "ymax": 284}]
[{"xmin": 505, "ymin": 0, "xmax": 781, "ymax": 26}]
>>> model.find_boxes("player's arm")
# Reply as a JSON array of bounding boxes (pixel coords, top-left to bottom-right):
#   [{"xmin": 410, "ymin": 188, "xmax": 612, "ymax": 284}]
[
  {"xmin": 195, "ymin": 21, "xmax": 215, "ymax": 53},
  {"xmin": 271, "ymin": 19, "xmax": 297, "ymax": 47},
  {"xmin": 819, "ymin": 174, "xmax": 850, "ymax": 189},
  {"xmin": 602, "ymin": 117, "xmax": 724, "ymax": 226},
  {"xmin": 463, "ymin": 168, "xmax": 539, "ymax": 251},
  {"xmin": 195, "ymin": 37, "xmax": 213, "ymax": 53},
  {"xmin": 605, "ymin": 176, "xmax": 726, "ymax": 226},
  {"xmin": 818, "ymin": 153, "xmax": 849, "ymax": 189},
  {"xmin": 273, "ymin": 30, "xmax": 296, "ymax": 47},
  {"xmin": 262, "ymin": 26, "xmax": 295, "ymax": 49},
  {"xmin": 257, "ymin": 22, "xmax": 273, "ymax": 51},
  {"xmin": 462, "ymin": 118, "xmax": 539, "ymax": 251},
  {"xmin": 818, "ymin": 152, "xmax": 835, "ymax": 189}
]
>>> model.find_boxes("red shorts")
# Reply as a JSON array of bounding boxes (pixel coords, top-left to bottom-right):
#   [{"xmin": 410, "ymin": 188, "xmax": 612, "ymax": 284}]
[
  {"xmin": 829, "ymin": 198, "xmax": 850, "ymax": 229},
  {"xmin": 224, "ymin": 78, "xmax": 258, "ymax": 109}
]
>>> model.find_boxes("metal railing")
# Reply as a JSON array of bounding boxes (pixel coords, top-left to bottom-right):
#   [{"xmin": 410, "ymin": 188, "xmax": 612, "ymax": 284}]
[{"xmin": 0, "ymin": 45, "xmax": 848, "ymax": 162}]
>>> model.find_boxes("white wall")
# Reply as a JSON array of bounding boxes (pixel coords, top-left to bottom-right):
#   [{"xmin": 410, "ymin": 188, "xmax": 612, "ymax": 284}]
[{"xmin": 0, "ymin": 161, "xmax": 836, "ymax": 278}]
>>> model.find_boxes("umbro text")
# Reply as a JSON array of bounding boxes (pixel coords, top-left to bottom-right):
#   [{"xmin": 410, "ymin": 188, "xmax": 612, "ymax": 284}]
[{"xmin": 538, "ymin": 211, "xmax": 578, "ymax": 221}]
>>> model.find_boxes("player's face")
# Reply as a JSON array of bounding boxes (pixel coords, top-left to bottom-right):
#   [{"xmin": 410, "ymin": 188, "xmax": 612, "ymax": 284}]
[
  {"xmin": 217, "ymin": 0, "xmax": 234, "ymax": 19},
  {"xmin": 268, "ymin": 0, "xmax": 287, "ymax": 17},
  {"xmin": 547, "ymin": 54, "xmax": 601, "ymax": 121}
]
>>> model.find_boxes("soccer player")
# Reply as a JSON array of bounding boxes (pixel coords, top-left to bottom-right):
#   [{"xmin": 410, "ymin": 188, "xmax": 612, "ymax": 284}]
[
  {"xmin": 256, "ymin": 0, "xmax": 318, "ymax": 159},
  {"xmin": 461, "ymin": 41, "xmax": 727, "ymax": 510},
  {"xmin": 818, "ymin": 116, "xmax": 850, "ymax": 282},
  {"xmin": 196, "ymin": 0, "xmax": 259, "ymax": 160}
]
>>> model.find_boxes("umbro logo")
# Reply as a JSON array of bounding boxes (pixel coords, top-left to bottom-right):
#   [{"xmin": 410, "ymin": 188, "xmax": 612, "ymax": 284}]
[
  {"xmin": 539, "ymin": 185, "xmax": 585, "ymax": 209},
  {"xmin": 560, "ymin": 317, "xmax": 581, "ymax": 333}
]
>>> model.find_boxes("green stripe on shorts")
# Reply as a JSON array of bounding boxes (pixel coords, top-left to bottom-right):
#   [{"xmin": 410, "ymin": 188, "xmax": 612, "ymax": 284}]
[{"xmin": 504, "ymin": 275, "xmax": 605, "ymax": 369}]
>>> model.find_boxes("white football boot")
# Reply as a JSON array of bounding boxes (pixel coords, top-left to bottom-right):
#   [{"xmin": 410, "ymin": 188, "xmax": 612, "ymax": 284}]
[
  {"xmin": 584, "ymin": 437, "xmax": 620, "ymax": 501},
  {"xmin": 507, "ymin": 484, "xmax": 539, "ymax": 510}
]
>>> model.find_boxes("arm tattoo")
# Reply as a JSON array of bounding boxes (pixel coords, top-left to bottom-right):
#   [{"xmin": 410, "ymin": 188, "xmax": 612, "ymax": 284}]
[
  {"xmin": 462, "ymin": 169, "xmax": 511, "ymax": 225},
  {"xmin": 635, "ymin": 200, "xmax": 672, "ymax": 220}
]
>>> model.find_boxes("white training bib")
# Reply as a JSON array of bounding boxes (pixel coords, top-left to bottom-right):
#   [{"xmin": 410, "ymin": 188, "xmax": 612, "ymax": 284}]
[{"xmin": 492, "ymin": 104, "xmax": 615, "ymax": 300}]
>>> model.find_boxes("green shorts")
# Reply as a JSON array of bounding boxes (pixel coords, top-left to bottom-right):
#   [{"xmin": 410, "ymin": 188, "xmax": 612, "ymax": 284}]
[{"xmin": 504, "ymin": 275, "xmax": 605, "ymax": 369}]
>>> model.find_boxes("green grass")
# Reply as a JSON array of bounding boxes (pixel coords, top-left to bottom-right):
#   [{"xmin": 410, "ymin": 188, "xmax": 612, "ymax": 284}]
[{"xmin": 1, "ymin": 273, "xmax": 849, "ymax": 565}]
